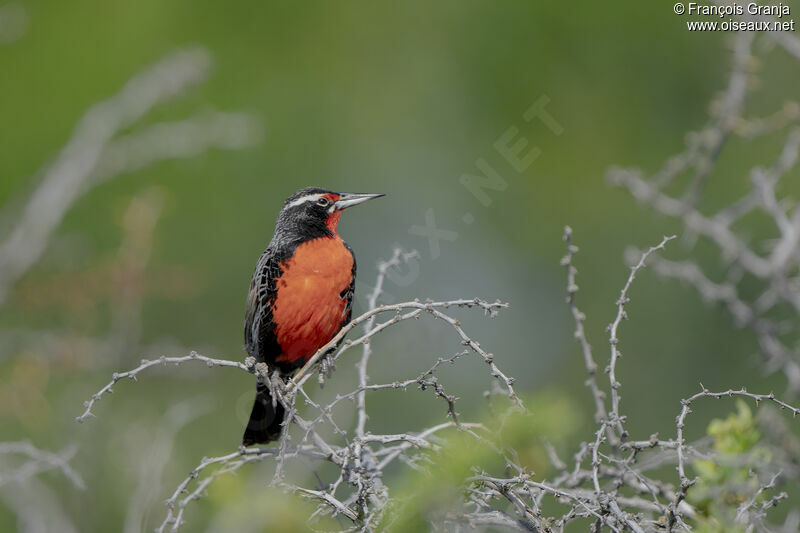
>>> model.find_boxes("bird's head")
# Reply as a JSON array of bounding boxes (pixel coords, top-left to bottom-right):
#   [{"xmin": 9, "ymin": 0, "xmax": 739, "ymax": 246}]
[{"xmin": 276, "ymin": 187, "xmax": 384, "ymax": 239}]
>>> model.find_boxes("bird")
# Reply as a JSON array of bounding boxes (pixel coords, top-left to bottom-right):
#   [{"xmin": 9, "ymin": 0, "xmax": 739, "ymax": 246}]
[{"xmin": 242, "ymin": 187, "xmax": 384, "ymax": 445}]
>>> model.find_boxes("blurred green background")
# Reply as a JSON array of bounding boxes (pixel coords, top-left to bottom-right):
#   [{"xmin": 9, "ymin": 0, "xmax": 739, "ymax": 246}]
[{"xmin": 1, "ymin": 1, "xmax": 799, "ymax": 531}]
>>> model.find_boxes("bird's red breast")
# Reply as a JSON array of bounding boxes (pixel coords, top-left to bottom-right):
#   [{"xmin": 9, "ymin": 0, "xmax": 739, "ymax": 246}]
[{"xmin": 271, "ymin": 234, "xmax": 353, "ymax": 364}]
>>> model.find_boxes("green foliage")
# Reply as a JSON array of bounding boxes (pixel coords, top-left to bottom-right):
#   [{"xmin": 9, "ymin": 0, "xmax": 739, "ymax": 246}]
[
  {"xmin": 689, "ymin": 401, "xmax": 771, "ymax": 533},
  {"xmin": 383, "ymin": 390, "xmax": 582, "ymax": 531},
  {"xmin": 204, "ymin": 474, "xmax": 334, "ymax": 532},
  {"xmin": 706, "ymin": 400, "xmax": 762, "ymax": 455}
]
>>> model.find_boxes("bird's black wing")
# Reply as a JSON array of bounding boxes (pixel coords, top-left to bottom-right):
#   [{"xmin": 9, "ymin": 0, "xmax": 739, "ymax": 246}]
[
  {"xmin": 339, "ymin": 242, "xmax": 357, "ymax": 330},
  {"xmin": 244, "ymin": 246, "xmax": 282, "ymax": 363}
]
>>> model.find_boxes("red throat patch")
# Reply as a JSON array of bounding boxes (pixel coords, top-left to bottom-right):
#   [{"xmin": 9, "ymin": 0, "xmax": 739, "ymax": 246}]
[
  {"xmin": 324, "ymin": 193, "xmax": 342, "ymax": 233},
  {"xmin": 325, "ymin": 210, "xmax": 342, "ymax": 233}
]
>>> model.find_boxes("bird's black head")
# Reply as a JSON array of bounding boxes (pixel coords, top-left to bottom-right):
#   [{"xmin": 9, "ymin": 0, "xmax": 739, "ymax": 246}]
[{"xmin": 274, "ymin": 187, "xmax": 384, "ymax": 242}]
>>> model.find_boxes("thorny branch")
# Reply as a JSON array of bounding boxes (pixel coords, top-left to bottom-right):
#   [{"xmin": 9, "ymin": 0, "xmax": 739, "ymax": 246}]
[
  {"xmin": 562, "ymin": 227, "xmax": 606, "ymax": 425},
  {"xmin": 608, "ymin": 30, "xmax": 800, "ymax": 397},
  {"xmin": 65, "ymin": 26, "xmax": 800, "ymax": 533},
  {"xmin": 77, "ymin": 232, "xmax": 800, "ymax": 532},
  {"xmin": 0, "ymin": 47, "xmax": 261, "ymax": 305},
  {"xmin": 356, "ymin": 249, "xmax": 420, "ymax": 438},
  {"xmin": 0, "ymin": 441, "xmax": 84, "ymax": 490},
  {"xmin": 0, "ymin": 39, "xmax": 261, "ymax": 531},
  {"xmin": 607, "ymin": 235, "xmax": 676, "ymax": 441},
  {"xmin": 77, "ymin": 258, "xmax": 512, "ymax": 531}
]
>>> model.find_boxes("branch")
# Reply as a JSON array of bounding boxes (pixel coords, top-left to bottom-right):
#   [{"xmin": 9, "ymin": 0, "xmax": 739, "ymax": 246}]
[
  {"xmin": 0, "ymin": 441, "xmax": 84, "ymax": 489},
  {"xmin": 562, "ymin": 226, "xmax": 606, "ymax": 424},
  {"xmin": 75, "ymin": 352, "xmax": 250, "ymax": 422},
  {"xmin": 0, "ymin": 47, "xmax": 261, "ymax": 304},
  {"xmin": 607, "ymin": 235, "xmax": 675, "ymax": 439}
]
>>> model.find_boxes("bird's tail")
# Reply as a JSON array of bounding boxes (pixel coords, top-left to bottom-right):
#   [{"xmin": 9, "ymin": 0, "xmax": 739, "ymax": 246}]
[{"xmin": 242, "ymin": 383, "xmax": 286, "ymax": 446}]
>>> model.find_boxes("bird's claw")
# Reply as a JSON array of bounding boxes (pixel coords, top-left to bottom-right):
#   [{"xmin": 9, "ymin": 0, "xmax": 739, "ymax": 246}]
[{"xmin": 317, "ymin": 348, "xmax": 337, "ymax": 387}]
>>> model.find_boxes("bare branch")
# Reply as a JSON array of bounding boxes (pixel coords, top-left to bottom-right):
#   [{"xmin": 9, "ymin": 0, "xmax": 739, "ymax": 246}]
[
  {"xmin": 0, "ymin": 47, "xmax": 261, "ymax": 305},
  {"xmin": 607, "ymin": 235, "xmax": 676, "ymax": 439},
  {"xmin": 562, "ymin": 226, "xmax": 606, "ymax": 424},
  {"xmin": 0, "ymin": 441, "xmax": 84, "ymax": 490}
]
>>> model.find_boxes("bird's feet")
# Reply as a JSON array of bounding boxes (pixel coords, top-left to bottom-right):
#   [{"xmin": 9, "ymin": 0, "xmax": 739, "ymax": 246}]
[{"xmin": 318, "ymin": 347, "xmax": 337, "ymax": 387}]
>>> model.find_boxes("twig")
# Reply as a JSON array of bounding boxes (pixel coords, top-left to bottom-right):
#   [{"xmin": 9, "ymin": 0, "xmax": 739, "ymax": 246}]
[
  {"xmin": 607, "ymin": 235, "xmax": 675, "ymax": 439},
  {"xmin": 0, "ymin": 441, "xmax": 84, "ymax": 489}
]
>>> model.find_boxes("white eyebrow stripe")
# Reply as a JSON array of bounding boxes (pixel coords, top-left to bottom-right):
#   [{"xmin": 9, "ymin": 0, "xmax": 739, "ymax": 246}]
[{"xmin": 285, "ymin": 193, "xmax": 324, "ymax": 209}]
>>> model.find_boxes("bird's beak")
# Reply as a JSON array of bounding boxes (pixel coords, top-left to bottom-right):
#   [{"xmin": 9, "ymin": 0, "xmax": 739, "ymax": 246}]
[{"xmin": 334, "ymin": 192, "xmax": 385, "ymax": 210}]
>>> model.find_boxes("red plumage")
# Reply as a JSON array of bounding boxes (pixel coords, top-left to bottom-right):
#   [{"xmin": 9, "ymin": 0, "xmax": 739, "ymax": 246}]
[{"xmin": 272, "ymin": 234, "xmax": 354, "ymax": 364}]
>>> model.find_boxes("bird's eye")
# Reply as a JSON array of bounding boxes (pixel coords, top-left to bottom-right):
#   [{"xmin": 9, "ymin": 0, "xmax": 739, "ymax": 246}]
[{"xmin": 317, "ymin": 198, "xmax": 330, "ymax": 207}]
